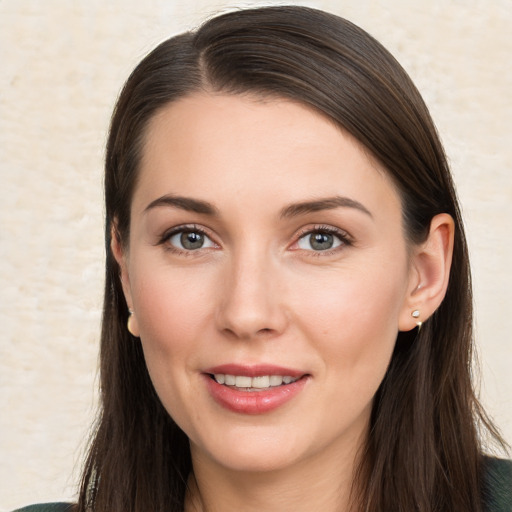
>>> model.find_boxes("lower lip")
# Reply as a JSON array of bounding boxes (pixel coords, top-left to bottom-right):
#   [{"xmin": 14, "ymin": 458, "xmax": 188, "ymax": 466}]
[{"xmin": 204, "ymin": 375, "xmax": 308, "ymax": 414}]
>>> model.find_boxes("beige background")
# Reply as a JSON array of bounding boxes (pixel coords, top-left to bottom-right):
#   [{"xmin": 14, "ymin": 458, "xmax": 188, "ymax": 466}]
[{"xmin": 1, "ymin": 0, "xmax": 511, "ymax": 509}]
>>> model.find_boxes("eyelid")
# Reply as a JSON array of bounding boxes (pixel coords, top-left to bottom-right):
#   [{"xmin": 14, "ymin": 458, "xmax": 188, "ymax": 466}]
[
  {"xmin": 157, "ymin": 224, "xmax": 220, "ymax": 253},
  {"xmin": 290, "ymin": 224, "xmax": 353, "ymax": 253},
  {"xmin": 156, "ymin": 223, "xmax": 351, "ymax": 255}
]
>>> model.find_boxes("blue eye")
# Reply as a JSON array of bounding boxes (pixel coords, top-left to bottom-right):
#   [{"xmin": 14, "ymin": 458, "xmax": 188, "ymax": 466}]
[
  {"xmin": 167, "ymin": 229, "xmax": 216, "ymax": 251},
  {"xmin": 297, "ymin": 231, "xmax": 344, "ymax": 251}
]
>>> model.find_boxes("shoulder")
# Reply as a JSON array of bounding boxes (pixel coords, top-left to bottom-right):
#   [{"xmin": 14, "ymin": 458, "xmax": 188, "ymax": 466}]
[
  {"xmin": 482, "ymin": 457, "xmax": 512, "ymax": 512},
  {"xmin": 12, "ymin": 504, "xmax": 74, "ymax": 512}
]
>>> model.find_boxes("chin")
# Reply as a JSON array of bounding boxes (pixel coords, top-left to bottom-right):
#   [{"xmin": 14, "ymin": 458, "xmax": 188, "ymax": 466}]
[
  {"xmin": 208, "ymin": 448, "xmax": 301, "ymax": 474},
  {"xmin": 190, "ymin": 425, "xmax": 309, "ymax": 474}
]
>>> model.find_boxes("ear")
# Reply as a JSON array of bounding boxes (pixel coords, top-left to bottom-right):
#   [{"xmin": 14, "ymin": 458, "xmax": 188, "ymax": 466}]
[
  {"xmin": 398, "ymin": 213, "xmax": 455, "ymax": 331},
  {"xmin": 111, "ymin": 221, "xmax": 140, "ymax": 337}
]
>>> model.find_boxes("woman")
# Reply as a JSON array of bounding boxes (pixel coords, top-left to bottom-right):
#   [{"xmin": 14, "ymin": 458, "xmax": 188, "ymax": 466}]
[{"xmin": 15, "ymin": 5, "xmax": 511, "ymax": 512}]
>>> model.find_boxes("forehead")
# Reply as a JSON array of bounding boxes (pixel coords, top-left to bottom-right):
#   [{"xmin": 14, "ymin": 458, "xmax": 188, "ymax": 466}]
[
  {"xmin": 134, "ymin": 92, "xmax": 401, "ymax": 219},
  {"xmin": 142, "ymin": 92, "xmax": 346, "ymax": 159}
]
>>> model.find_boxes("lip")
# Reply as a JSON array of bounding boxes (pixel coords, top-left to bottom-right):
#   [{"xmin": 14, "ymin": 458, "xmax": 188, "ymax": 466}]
[
  {"xmin": 203, "ymin": 364, "xmax": 309, "ymax": 415},
  {"xmin": 204, "ymin": 363, "xmax": 305, "ymax": 378}
]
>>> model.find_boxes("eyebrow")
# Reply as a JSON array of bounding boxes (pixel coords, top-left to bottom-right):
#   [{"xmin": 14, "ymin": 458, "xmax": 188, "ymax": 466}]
[
  {"xmin": 280, "ymin": 196, "xmax": 372, "ymax": 219},
  {"xmin": 143, "ymin": 194, "xmax": 372, "ymax": 219},
  {"xmin": 144, "ymin": 195, "xmax": 219, "ymax": 216}
]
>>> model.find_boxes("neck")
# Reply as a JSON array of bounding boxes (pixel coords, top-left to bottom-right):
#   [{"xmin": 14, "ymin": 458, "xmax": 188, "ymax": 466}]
[{"xmin": 185, "ymin": 436, "xmax": 364, "ymax": 512}]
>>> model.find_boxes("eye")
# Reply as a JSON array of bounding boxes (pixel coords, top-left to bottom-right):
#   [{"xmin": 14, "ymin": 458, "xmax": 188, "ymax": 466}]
[
  {"xmin": 296, "ymin": 229, "xmax": 346, "ymax": 252},
  {"xmin": 166, "ymin": 228, "xmax": 217, "ymax": 251}
]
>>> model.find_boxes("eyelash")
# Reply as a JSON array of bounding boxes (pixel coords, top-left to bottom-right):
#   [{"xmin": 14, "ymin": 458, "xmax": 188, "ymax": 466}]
[
  {"xmin": 293, "ymin": 225, "xmax": 353, "ymax": 256},
  {"xmin": 157, "ymin": 224, "xmax": 352, "ymax": 256},
  {"xmin": 158, "ymin": 224, "xmax": 218, "ymax": 256}
]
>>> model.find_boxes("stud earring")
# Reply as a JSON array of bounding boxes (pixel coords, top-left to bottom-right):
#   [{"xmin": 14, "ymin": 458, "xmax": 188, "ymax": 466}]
[
  {"xmin": 411, "ymin": 309, "xmax": 422, "ymax": 330},
  {"xmin": 127, "ymin": 308, "xmax": 139, "ymax": 337}
]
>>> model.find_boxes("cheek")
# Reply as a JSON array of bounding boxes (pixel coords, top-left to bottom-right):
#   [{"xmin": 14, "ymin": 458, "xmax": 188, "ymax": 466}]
[
  {"xmin": 128, "ymin": 263, "xmax": 218, "ymax": 430},
  {"xmin": 290, "ymin": 257, "xmax": 408, "ymax": 374},
  {"xmin": 130, "ymin": 262, "xmax": 216, "ymax": 363}
]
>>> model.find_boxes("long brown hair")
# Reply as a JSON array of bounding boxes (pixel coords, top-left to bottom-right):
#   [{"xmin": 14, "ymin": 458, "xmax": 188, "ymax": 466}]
[{"xmin": 78, "ymin": 6, "xmax": 506, "ymax": 511}]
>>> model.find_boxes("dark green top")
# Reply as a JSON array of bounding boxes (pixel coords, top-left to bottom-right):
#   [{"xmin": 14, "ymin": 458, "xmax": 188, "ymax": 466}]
[
  {"xmin": 12, "ymin": 458, "xmax": 512, "ymax": 512},
  {"xmin": 13, "ymin": 506, "xmax": 72, "ymax": 512},
  {"xmin": 482, "ymin": 457, "xmax": 512, "ymax": 511}
]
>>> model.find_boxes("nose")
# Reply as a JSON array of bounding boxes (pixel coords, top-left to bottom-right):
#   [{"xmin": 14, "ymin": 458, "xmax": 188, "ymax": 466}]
[{"xmin": 215, "ymin": 248, "xmax": 288, "ymax": 340}]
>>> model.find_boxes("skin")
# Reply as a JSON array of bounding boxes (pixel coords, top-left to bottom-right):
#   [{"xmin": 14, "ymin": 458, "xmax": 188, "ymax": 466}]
[{"xmin": 113, "ymin": 93, "xmax": 454, "ymax": 512}]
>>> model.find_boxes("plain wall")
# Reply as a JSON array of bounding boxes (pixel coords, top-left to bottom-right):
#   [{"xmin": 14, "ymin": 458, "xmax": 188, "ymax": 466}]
[{"xmin": 1, "ymin": 0, "xmax": 511, "ymax": 509}]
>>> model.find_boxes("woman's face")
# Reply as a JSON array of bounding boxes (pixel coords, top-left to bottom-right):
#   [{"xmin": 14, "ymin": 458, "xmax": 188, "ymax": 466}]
[{"xmin": 118, "ymin": 93, "xmax": 417, "ymax": 474}]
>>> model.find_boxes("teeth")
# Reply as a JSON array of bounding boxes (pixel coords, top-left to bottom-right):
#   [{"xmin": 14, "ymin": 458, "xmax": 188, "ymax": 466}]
[
  {"xmin": 252, "ymin": 376, "xmax": 270, "ymax": 388},
  {"xmin": 213, "ymin": 374, "xmax": 299, "ymax": 389},
  {"xmin": 269, "ymin": 375, "xmax": 283, "ymax": 386},
  {"xmin": 235, "ymin": 376, "xmax": 252, "ymax": 388}
]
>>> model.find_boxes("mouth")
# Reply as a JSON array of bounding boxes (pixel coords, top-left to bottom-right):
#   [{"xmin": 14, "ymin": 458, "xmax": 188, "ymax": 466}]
[
  {"xmin": 203, "ymin": 365, "xmax": 309, "ymax": 414},
  {"xmin": 209, "ymin": 373, "xmax": 301, "ymax": 392}
]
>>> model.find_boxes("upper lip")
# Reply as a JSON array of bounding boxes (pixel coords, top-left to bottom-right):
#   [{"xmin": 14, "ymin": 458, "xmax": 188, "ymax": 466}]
[{"xmin": 203, "ymin": 364, "xmax": 307, "ymax": 378}]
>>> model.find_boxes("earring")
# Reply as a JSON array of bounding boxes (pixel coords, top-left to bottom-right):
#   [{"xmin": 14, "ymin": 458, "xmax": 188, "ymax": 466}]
[
  {"xmin": 127, "ymin": 308, "xmax": 139, "ymax": 337},
  {"xmin": 411, "ymin": 310, "xmax": 422, "ymax": 330}
]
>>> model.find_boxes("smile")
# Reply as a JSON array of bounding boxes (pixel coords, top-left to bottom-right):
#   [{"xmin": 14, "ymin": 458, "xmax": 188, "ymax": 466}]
[
  {"xmin": 204, "ymin": 366, "xmax": 309, "ymax": 414},
  {"xmin": 212, "ymin": 374, "xmax": 300, "ymax": 391}
]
